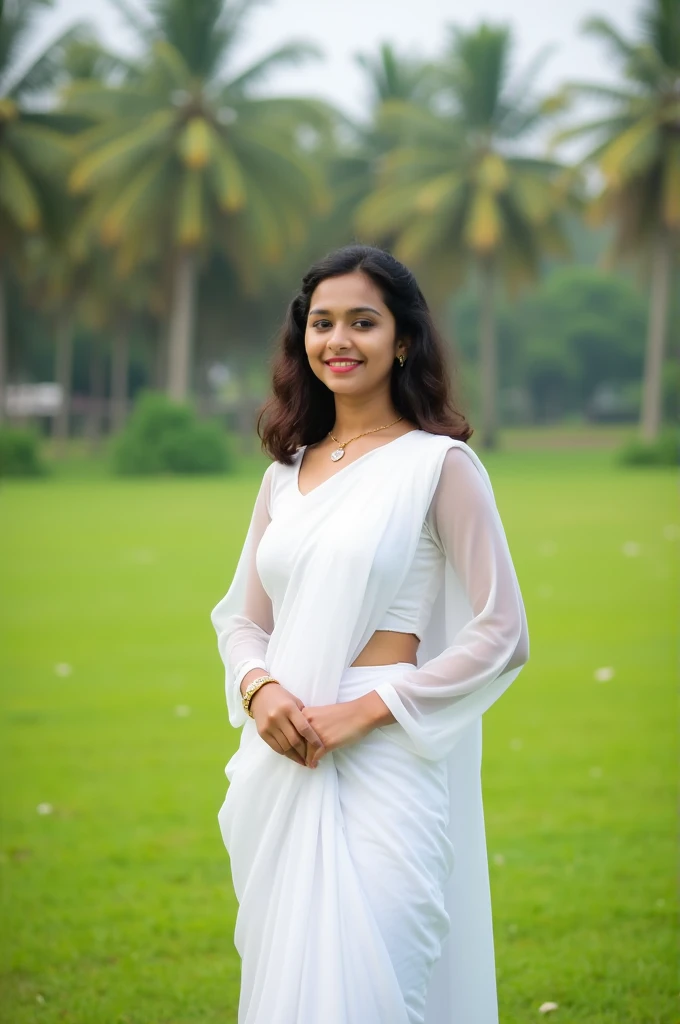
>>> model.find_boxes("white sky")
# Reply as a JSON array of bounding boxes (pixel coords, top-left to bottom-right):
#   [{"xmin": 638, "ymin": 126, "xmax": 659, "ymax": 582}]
[{"xmin": 27, "ymin": 0, "xmax": 640, "ymax": 121}]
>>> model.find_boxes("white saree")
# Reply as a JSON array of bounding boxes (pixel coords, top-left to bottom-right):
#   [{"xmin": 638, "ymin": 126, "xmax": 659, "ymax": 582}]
[{"xmin": 210, "ymin": 429, "xmax": 529, "ymax": 1024}]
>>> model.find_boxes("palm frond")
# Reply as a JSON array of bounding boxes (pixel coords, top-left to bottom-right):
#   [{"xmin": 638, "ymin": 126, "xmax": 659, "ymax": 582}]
[
  {"xmin": 6, "ymin": 23, "xmax": 90, "ymax": 98},
  {"xmin": 100, "ymin": 155, "xmax": 170, "ymax": 244},
  {"xmin": 599, "ymin": 114, "xmax": 659, "ymax": 186},
  {"xmin": 6, "ymin": 121, "xmax": 75, "ymax": 177},
  {"xmin": 226, "ymin": 42, "xmax": 323, "ymax": 94},
  {"xmin": 581, "ymin": 16, "xmax": 636, "ymax": 63},
  {"xmin": 0, "ymin": 147, "xmax": 41, "ymax": 230},
  {"xmin": 69, "ymin": 109, "xmax": 175, "ymax": 192}
]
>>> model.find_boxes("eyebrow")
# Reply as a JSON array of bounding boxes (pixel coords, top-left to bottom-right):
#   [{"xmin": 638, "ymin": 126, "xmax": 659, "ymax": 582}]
[{"xmin": 308, "ymin": 306, "xmax": 383, "ymax": 317}]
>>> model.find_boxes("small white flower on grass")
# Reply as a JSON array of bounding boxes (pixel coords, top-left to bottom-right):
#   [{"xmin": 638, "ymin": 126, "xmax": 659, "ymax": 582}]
[
  {"xmin": 662, "ymin": 524, "xmax": 679, "ymax": 541},
  {"xmin": 509, "ymin": 738, "xmax": 523, "ymax": 751},
  {"xmin": 36, "ymin": 803, "xmax": 53, "ymax": 815},
  {"xmin": 538, "ymin": 541, "xmax": 557, "ymax": 557},
  {"xmin": 539, "ymin": 1003, "xmax": 558, "ymax": 1014},
  {"xmin": 174, "ymin": 705, "xmax": 191, "ymax": 717},
  {"xmin": 589, "ymin": 766, "xmax": 603, "ymax": 779},
  {"xmin": 621, "ymin": 541, "xmax": 640, "ymax": 557},
  {"xmin": 54, "ymin": 663, "xmax": 72, "ymax": 677},
  {"xmin": 593, "ymin": 666, "xmax": 615, "ymax": 683},
  {"xmin": 493, "ymin": 853, "xmax": 505, "ymax": 866}
]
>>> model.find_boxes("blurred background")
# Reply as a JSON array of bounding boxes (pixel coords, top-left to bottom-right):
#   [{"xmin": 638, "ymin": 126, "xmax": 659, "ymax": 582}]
[{"xmin": 0, "ymin": 0, "xmax": 677, "ymax": 1022}]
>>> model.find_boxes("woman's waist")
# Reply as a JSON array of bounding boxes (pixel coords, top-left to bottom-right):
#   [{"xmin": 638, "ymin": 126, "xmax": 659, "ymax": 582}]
[
  {"xmin": 337, "ymin": 660, "xmax": 415, "ymax": 702},
  {"xmin": 349, "ymin": 628, "xmax": 419, "ymax": 671}
]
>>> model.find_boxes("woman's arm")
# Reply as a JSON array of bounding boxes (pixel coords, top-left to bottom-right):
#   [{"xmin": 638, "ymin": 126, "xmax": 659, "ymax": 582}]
[
  {"xmin": 212, "ymin": 464, "xmax": 275, "ymax": 706},
  {"xmin": 211, "ymin": 464, "xmax": 325, "ymax": 767},
  {"xmin": 309, "ymin": 445, "xmax": 529, "ymax": 759},
  {"xmin": 366, "ymin": 445, "xmax": 529, "ymax": 758}
]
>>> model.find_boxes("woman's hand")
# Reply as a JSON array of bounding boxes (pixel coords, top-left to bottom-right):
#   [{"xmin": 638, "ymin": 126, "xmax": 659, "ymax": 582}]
[
  {"xmin": 303, "ymin": 693, "xmax": 392, "ymax": 758},
  {"xmin": 250, "ymin": 682, "xmax": 326, "ymax": 768}
]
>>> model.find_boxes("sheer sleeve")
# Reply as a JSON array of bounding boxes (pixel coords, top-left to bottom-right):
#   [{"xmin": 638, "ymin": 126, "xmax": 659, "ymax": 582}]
[
  {"xmin": 372, "ymin": 445, "xmax": 530, "ymax": 760},
  {"xmin": 210, "ymin": 463, "xmax": 275, "ymax": 727}
]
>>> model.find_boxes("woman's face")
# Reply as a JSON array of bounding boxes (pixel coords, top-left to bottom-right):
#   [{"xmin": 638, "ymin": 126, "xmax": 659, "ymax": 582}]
[{"xmin": 304, "ymin": 271, "xmax": 408, "ymax": 395}]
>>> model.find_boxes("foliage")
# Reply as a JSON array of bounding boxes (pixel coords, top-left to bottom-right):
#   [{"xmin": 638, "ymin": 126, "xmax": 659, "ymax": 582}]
[
  {"xmin": 617, "ymin": 427, "xmax": 679, "ymax": 465},
  {"xmin": 553, "ymin": 0, "xmax": 680, "ymax": 254},
  {"xmin": 62, "ymin": 0, "xmax": 334, "ymax": 289},
  {"xmin": 452, "ymin": 265, "xmax": 648, "ymax": 422},
  {"xmin": 0, "ymin": 0, "xmax": 82, "ymax": 249},
  {"xmin": 356, "ymin": 23, "xmax": 578, "ymax": 299},
  {"xmin": 0, "ymin": 424, "xmax": 47, "ymax": 476},
  {"xmin": 111, "ymin": 390, "xmax": 234, "ymax": 474}
]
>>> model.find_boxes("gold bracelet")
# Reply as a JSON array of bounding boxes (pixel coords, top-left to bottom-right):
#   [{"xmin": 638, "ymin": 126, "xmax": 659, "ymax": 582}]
[{"xmin": 242, "ymin": 674, "xmax": 279, "ymax": 718}]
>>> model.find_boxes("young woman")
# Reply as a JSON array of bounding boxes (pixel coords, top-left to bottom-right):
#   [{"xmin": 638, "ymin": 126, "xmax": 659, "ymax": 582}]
[{"xmin": 211, "ymin": 244, "xmax": 529, "ymax": 1024}]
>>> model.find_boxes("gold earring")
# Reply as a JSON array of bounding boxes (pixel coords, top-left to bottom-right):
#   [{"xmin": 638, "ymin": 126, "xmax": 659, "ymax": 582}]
[{"xmin": 398, "ymin": 353, "xmax": 405, "ymax": 368}]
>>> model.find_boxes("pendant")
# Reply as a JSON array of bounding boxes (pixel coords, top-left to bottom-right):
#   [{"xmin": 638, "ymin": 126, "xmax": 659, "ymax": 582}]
[{"xmin": 330, "ymin": 447, "xmax": 345, "ymax": 461}]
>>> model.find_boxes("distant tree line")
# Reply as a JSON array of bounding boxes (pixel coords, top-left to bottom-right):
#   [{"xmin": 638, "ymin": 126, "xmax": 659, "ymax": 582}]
[{"xmin": 0, "ymin": 0, "xmax": 677, "ymax": 449}]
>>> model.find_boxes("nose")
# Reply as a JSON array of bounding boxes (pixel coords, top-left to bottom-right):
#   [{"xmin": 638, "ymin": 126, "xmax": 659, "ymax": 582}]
[{"xmin": 328, "ymin": 324, "xmax": 352, "ymax": 347}]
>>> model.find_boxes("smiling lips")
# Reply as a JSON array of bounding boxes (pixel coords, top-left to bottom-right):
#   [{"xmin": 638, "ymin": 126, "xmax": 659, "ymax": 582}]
[{"xmin": 325, "ymin": 359, "xmax": 363, "ymax": 374}]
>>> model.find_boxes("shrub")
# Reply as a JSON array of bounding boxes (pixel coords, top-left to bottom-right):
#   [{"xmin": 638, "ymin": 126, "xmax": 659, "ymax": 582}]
[
  {"xmin": 0, "ymin": 427, "xmax": 48, "ymax": 478},
  {"xmin": 112, "ymin": 392, "xmax": 235, "ymax": 475},
  {"xmin": 618, "ymin": 429, "xmax": 679, "ymax": 467}
]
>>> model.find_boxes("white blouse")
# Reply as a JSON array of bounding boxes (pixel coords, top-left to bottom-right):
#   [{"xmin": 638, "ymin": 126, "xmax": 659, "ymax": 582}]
[{"xmin": 220, "ymin": 441, "xmax": 529, "ymax": 759}]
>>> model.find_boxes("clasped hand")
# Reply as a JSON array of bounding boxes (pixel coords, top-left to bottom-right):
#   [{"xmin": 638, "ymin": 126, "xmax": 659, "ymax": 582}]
[{"xmin": 249, "ymin": 682, "xmax": 376, "ymax": 769}]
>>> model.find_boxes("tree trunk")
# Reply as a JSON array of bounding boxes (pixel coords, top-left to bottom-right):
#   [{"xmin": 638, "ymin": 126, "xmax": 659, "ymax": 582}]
[
  {"xmin": 640, "ymin": 227, "xmax": 673, "ymax": 441},
  {"xmin": 152, "ymin": 329, "xmax": 166, "ymax": 392},
  {"xmin": 86, "ymin": 335, "xmax": 106, "ymax": 453},
  {"xmin": 111, "ymin": 322, "xmax": 129, "ymax": 433},
  {"xmin": 167, "ymin": 249, "xmax": 197, "ymax": 402},
  {"xmin": 0, "ymin": 263, "xmax": 6, "ymax": 425},
  {"xmin": 54, "ymin": 316, "xmax": 74, "ymax": 454},
  {"xmin": 478, "ymin": 260, "xmax": 498, "ymax": 449}
]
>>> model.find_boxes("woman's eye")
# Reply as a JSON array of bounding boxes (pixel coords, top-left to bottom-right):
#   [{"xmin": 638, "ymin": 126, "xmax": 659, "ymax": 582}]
[{"xmin": 310, "ymin": 319, "xmax": 374, "ymax": 329}]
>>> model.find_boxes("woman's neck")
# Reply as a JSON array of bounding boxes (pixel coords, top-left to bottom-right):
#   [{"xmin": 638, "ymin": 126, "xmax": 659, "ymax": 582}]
[{"xmin": 331, "ymin": 395, "xmax": 402, "ymax": 439}]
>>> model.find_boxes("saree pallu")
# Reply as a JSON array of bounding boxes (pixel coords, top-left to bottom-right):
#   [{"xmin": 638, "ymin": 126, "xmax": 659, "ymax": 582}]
[{"xmin": 212, "ymin": 431, "xmax": 526, "ymax": 1024}]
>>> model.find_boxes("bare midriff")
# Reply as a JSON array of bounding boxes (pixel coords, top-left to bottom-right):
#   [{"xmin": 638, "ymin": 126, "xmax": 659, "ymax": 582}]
[{"xmin": 350, "ymin": 629, "xmax": 419, "ymax": 668}]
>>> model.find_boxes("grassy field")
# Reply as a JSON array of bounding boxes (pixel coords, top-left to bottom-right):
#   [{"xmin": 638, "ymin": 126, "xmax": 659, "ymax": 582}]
[{"xmin": 0, "ymin": 447, "xmax": 677, "ymax": 1024}]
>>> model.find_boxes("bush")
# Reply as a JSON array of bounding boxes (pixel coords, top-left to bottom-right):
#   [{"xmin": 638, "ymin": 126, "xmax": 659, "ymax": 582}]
[
  {"xmin": 112, "ymin": 392, "xmax": 235, "ymax": 475},
  {"xmin": 0, "ymin": 427, "xmax": 48, "ymax": 478},
  {"xmin": 618, "ymin": 429, "xmax": 679, "ymax": 467}
]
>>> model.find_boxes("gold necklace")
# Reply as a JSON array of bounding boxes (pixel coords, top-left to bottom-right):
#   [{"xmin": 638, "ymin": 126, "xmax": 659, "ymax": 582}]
[{"xmin": 327, "ymin": 415, "xmax": 404, "ymax": 461}]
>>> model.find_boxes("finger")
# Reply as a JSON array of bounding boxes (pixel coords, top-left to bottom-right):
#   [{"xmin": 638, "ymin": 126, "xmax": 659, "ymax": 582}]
[
  {"xmin": 263, "ymin": 731, "xmax": 285, "ymax": 756},
  {"xmin": 272, "ymin": 726, "xmax": 307, "ymax": 767},
  {"xmin": 279, "ymin": 719, "xmax": 308, "ymax": 762},
  {"xmin": 283, "ymin": 748, "xmax": 307, "ymax": 767},
  {"xmin": 291, "ymin": 709, "xmax": 326, "ymax": 763}
]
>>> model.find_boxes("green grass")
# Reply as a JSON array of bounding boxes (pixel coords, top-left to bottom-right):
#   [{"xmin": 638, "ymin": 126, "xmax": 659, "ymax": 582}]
[{"xmin": 0, "ymin": 450, "xmax": 676, "ymax": 1024}]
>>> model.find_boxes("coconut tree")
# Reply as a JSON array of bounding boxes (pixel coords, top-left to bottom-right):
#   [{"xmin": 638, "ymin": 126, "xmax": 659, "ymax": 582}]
[
  {"xmin": 63, "ymin": 0, "xmax": 334, "ymax": 402},
  {"xmin": 551, "ymin": 0, "xmax": 680, "ymax": 441},
  {"xmin": 356, "ymin": 23, "xmax": 577, "ymax": 448},
  {"xmin": 0, "ymin": 0, "xmax": 83, "ymax": 421}
]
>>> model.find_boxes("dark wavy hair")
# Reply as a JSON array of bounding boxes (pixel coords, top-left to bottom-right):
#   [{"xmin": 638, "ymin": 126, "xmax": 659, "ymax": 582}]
[{"xmin": 258, "ymin": 244, "xmax": 473, "ymax": 463}]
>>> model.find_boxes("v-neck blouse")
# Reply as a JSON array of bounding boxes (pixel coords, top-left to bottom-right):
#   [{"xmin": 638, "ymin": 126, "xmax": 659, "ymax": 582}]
[{"xmin": 294, "ymin": 433, "xmax": 443, "ymax": 641}]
